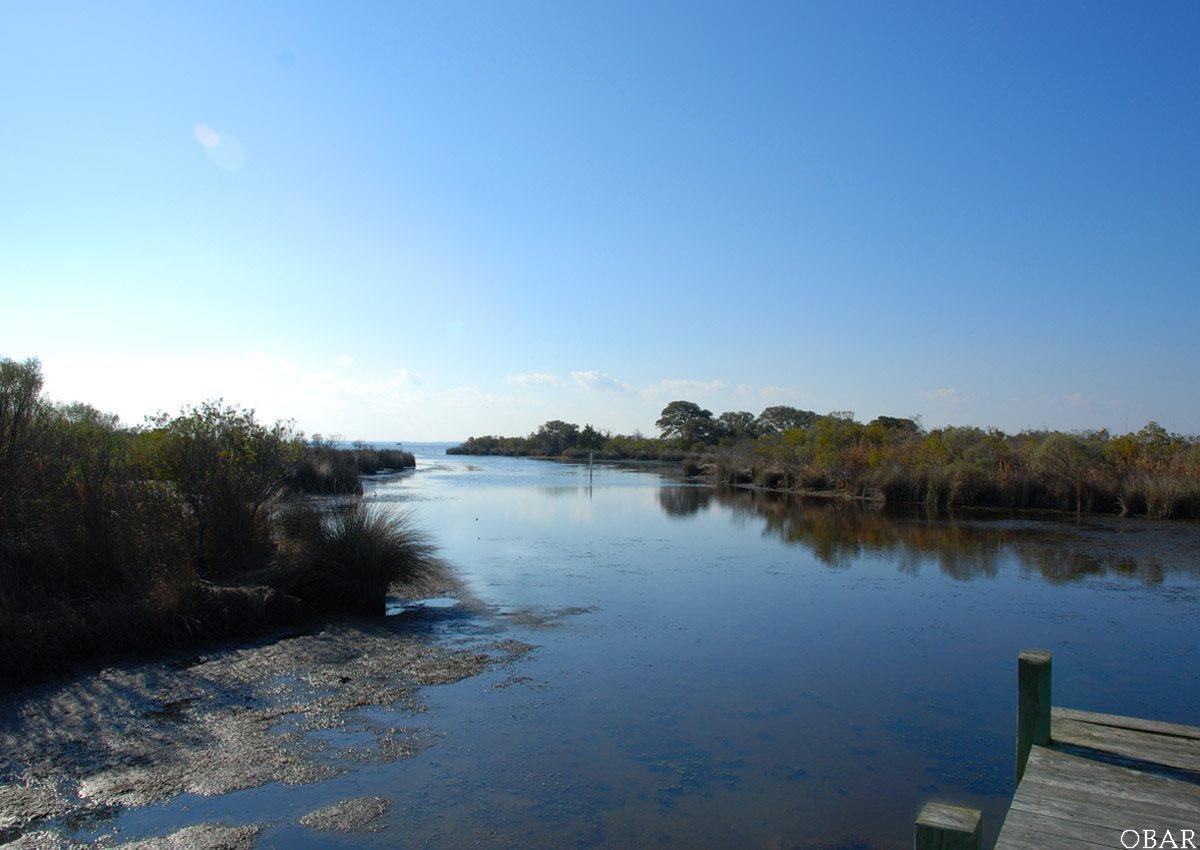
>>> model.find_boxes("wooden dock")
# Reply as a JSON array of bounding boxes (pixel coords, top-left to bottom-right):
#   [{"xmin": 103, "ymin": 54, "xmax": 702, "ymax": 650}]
[{"xmin": 916, "ymin": 651, "xmax": 1200, "ymax": 849}]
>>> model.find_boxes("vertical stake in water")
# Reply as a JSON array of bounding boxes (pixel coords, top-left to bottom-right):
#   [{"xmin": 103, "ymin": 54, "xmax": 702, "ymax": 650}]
[
  {"xmin": 589, "ymin": 451, "xmax": 593, "ymax": 483},
  {"xmin": 1017, "ymin": 649, "xmax": 1052, "ymax": 785},
  {"xmin": 914, "ymin": 803, "xmax": 981, "ymax": 850}
]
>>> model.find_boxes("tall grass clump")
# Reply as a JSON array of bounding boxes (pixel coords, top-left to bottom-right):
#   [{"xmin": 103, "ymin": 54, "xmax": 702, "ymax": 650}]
[
  {"xmin": 712, "ymin": 416, "xmax": 1200, "ymax": 518},
  {"xmin": 269, "ymin": 502, "xmax": 437, "ymax": 615}
]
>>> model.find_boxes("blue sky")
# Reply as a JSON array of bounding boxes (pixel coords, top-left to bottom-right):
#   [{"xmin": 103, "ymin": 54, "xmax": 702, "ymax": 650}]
[{"xmin": 2, "ymin": 2, "xmax": 1197, "ymax": 440}]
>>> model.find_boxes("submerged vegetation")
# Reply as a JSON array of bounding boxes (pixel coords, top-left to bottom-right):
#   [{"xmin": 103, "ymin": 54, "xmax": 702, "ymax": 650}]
[
  {"xmin": 451, "ymin": 402, "xmax": 1200, "ymax": 519},
  {"xmin": 0, "ymin": 357, "xmax": 424, "ymax": 682}
]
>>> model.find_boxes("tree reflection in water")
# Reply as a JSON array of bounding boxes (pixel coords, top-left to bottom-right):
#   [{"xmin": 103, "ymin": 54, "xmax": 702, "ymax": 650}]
[{"xmin": 654, "ymin": 485, "xmax": 1193, "ymax": 584}]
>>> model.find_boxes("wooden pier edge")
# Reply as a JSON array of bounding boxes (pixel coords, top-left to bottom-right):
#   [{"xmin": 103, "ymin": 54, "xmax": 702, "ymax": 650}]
[{"xmin": 915, "ymin": 649, "xmax": 1200, "ymax": 849}]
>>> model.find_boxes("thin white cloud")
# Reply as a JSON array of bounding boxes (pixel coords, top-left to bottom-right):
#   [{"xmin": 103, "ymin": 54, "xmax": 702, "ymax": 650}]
[
  {"xmin": 306, "ymin": 367, "xmax": 422, "ymax": 395},
  {"xmin": 391, "ymin": 368, "xmax": 422, "ymax": 387},
  {"xmin": 507, "ymin": 371, "xmax": 558, "ymax": 386},
  {"xmin": 570, "ymin": 370, "xmax": 633, "ymax": 393},
  {"xmin": 336, "ymin": 354, "xmax": 355, "ymax": 367},
  {"xmin": 192, "ymin": 123, "xmax": 220, "ymax": 149},
  {"xmin": 921, "ymin": 387, "xmax": 975, "ymax": 402}
]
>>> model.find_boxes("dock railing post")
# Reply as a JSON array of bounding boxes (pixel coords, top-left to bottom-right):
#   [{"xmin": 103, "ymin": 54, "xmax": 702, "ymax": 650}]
[
  {"xmin": 915, "ymin": 802, "xmax": 982, "ymax": 850},
  {"xmin": 1017, "ymin": 649, "xmax": 1052, "ymax": 785}
]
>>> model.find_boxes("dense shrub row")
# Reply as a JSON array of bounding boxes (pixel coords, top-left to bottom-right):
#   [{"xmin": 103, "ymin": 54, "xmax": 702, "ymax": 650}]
[
  {"xmin": 712, "ymin": 417, "xmax": 1200, "ymax": 518},
  {"xmin": 0, "ymin": 357, "xmax": 428, "ymax": 682}
]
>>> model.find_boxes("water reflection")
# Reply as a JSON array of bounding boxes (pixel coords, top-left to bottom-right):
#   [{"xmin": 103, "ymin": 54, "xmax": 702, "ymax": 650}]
[
  {"xmin": 656, "ymin": 485, "xmax": 714, "ymax": 518},
  {"xmin": 537, "ymin": 485, "xmax": 593, "ymax": 499},
  {"xmin": 658, "ymin": 486, "xmax": 1193, "ymax": 584}
]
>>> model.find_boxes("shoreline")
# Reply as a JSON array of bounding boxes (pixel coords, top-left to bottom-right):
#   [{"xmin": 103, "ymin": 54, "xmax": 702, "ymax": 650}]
[{"xmin": 0, "ymin": 604, "xmax": 538, "ymax": 845}]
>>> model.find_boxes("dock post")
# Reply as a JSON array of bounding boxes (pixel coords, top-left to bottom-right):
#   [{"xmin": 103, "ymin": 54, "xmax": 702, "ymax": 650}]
[
  {"xmin": 914, "ymin": 802, "xmax": 982, "ymax": 850},
  {"xmin": 1017, "ymin": 649, "xmax": 1052, "ymax": 784}
]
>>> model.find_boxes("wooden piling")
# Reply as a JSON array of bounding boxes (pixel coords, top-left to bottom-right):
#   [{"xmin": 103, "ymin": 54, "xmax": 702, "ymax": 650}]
[
  {"xmin": 914, "ymin": 802, "xmax": 982, "ymax": 850},
  {"xmin": 1016, "ymin": 649, "xmax": 1052, "ymax": 784}
]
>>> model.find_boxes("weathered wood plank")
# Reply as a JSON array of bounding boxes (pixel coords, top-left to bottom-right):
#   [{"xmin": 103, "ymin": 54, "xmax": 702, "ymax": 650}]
[
  {"xmin": 1053, "ymin": 715, "xmax": 1200, "ymax": 773},
  {"xmin": 1016, "ymin": 777, "xmax": 1200, "ymax": 828},
  {"xmin": 1054, "ymin": 707, "xmax": 1200, "ymax": 741},
  {"xmin": 994, "ymin": 809, "xmax": 1112, "ymax": 850},
  {"xmin": 995, "ymin": 746, "xmax": 1200, "ymax": 850},
  {"xmin": 1023, "ymin": 746, "xmax": 1200, "ymax": 809}
]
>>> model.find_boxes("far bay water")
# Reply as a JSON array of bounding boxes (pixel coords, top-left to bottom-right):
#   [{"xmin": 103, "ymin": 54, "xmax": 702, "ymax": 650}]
[{"xmin": 93, "ymin": 445, "xmax": 1200, "ymax": 848}]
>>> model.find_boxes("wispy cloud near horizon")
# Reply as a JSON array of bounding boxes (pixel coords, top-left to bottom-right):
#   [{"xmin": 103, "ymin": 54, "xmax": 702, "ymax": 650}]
[
  {"xmin": 506, "ymin": 371, "xmax": 559, "ymax": 386},
  {"xmin": 921, "ymin": 387, "xmax": 976, "ymax": 403},
  {"xmin": 570, "ymin": 370, "xmax": 634, "ymax": 393}
]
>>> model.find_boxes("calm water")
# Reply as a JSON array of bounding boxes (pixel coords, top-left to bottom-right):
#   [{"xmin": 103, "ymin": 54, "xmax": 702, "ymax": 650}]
[{"xmin": 100, "ymin": 446, "xmax": 1200, "ymax": 848}]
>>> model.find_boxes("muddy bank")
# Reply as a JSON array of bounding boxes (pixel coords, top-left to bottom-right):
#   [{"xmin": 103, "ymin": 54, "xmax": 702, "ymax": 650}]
[
  {"xmin": 298, "ymin": 796, "xmax": 391, "ymax": 834},
  {"xmin": 0, "ymin": 607, "xmax": 535, "ymax": 846}
]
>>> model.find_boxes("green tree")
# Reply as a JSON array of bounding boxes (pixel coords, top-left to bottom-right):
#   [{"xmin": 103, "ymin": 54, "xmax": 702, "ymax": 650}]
[
  {"xmin": 657, "ymin": 401, "xmax": 716, "ymax": 444},
  {"xmin": 57, "ymin": 403, "xmax": 127, "ymax": 563},
  {"xmin": 756, "ymin": 405, "xmax": 817, "ymax": 434},
  {"xmin": 577, "ymin": 423, "xmax": 605, "ymax": 451},
  {"xmin": 869, "ymin": 415, "xmax": 921, "ymax": 434},
  {"xmin": 150, "ymin": 401, "xmax": 298, "ymax": 577},
  {"xmin": 533, "ymin": 420, "xmax": 580, "ymax": 455},
  {"xmin": 0, "ymin": 358, "xmax": 49, "ymax": 526},
  {"xmin": 717, "ymin": 410, "xmax": 758, "ymax": 441}
]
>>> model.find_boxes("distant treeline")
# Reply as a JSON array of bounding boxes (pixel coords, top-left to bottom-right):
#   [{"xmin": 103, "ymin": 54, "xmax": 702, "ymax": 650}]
[
  {"xmin": 448, "ymin": 424, "xmax": 687, "ymax": 461},
  {"xmin": 450, "ymin": 401, "xmax": 1200, "ymax": 519},
  {"xmin": 0, "ymin": 357, "xmax": 424, "ymax": 682}
]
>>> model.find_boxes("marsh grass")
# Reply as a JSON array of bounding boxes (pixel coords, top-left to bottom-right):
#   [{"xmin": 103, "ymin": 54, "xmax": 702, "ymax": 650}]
[{"xmin": 288, "ymin": 441, "xmax": 416, "ymax": 495}]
